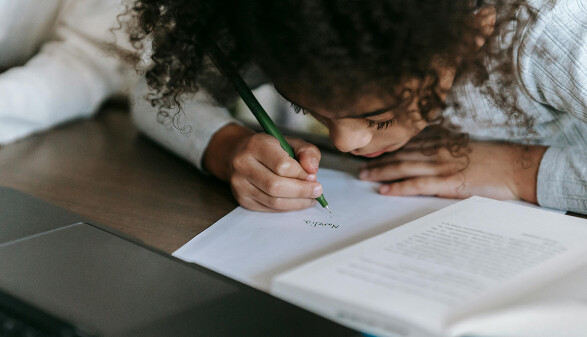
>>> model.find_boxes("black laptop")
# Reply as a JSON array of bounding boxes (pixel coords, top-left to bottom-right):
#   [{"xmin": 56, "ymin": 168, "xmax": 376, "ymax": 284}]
[{"xmin": 0, "ymin": 187, "xmax": 360, "ymax": 337}]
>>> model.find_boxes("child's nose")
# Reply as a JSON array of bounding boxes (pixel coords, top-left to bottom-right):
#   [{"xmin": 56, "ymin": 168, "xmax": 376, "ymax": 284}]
[{"xmin": 330, "ymin": 122, "xmax": 372, "ymax": 153}]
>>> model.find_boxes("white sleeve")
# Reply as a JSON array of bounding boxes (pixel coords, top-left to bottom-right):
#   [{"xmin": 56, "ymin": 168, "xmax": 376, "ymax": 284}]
[
  {"xmin": 537, "ymin": 145, "xmax": 587, "ymax": 214},
  {"xmin": 517, "ymin": 0, "xmax": 587, "ymax": 212},
  {"xmin": 131, "ymin": 77, "xmax": 240, "ymax": 171},
  {"xmin": 517, "ymin": 0, "xmax": 587, "ymax": 123},
  {"xmin": 0, "ymin": 0, "xmax": 129, "ymax": 145}
]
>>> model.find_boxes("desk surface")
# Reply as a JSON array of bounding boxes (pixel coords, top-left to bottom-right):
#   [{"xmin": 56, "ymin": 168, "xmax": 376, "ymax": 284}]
[
  {"xmin": 0, "ymin": 106, "xmax": 239, "ymax": 254},
  {"xmin": 1, "ymin": 106, "xmax": 583, "ymax": 254}
]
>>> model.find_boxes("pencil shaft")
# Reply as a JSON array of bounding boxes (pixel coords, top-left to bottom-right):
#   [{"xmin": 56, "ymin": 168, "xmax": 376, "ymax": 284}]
[{"xmin": 225, "ymin": 67, "xmax": 295, "ymax": 158}]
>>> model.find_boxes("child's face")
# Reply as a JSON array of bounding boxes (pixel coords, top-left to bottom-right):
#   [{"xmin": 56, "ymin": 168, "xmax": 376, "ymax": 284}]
[
  {"xmin": 271, "ymin": 6, "xmax": 494, "ymax": 157},
  {"xmin": 278, "ymin": 68, "xmax": 455, "ymax": 158}
]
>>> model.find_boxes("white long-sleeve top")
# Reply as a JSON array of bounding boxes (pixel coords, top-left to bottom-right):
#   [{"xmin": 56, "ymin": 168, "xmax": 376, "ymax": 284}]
[
  {"xmin": 443, "ymin": 0, "xmax": 587, "ymax": 213},
  {"xmin": 132, "ymin": 0, "xmax": 586, "ymax": 213},
  {"xmin": 0, "ymin": 0, "xmax": 131, "ymax": 144},
  {"xmin": 132, "ymin": 76, "xmax": 238, "ymax": 170}
]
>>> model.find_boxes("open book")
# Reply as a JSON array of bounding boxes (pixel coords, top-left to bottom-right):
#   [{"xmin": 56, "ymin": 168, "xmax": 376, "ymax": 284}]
[
  {"xmin": 271, "ymin": 196, "xmax": 587, "ymax": 336},
  {"xmin": 174, "ymin": 169, "xmax": 587, "ymax": 337}
]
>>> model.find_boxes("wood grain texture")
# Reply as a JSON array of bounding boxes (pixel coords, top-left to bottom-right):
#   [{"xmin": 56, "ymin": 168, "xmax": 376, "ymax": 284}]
[{"xmin": 0, "ymin": 106, "xmax": 237, "ymax": 253}]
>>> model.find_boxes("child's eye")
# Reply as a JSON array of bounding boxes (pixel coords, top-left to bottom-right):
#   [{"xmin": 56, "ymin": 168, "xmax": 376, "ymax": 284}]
[
  {"xmin": 290, "ymin": 102, "xmax": 310, "ymax": 115},
  {"xmin": 366, "ymin": 116, "xmax": 397, "ymax": 130}
]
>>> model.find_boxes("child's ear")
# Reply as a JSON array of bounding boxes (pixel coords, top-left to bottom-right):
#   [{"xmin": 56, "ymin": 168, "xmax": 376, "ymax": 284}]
[{"xmin": 473, "ymin": 6, "xmax": 497, "ymax": 49}]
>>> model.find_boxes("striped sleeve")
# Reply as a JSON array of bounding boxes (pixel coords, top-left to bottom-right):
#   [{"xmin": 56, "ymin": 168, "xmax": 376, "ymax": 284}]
[
  {"xmin": 517, "ymin": 0, "xmax": 587, "ymax": 122},
  {"xmin": 517, "ymin": 0, "xmax": 587, "ymax": 213}
]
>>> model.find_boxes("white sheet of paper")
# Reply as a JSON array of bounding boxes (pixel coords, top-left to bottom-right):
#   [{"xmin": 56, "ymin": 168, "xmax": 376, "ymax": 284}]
[{"xmin": 173, "ymin": 168, "xmax": 561, "ymax": 291}]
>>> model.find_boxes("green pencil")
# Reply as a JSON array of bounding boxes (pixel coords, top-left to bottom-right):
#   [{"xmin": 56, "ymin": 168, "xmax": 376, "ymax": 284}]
[{"xmin": 208, "ymin": 45, "xmax": 330, "ymax": 213}]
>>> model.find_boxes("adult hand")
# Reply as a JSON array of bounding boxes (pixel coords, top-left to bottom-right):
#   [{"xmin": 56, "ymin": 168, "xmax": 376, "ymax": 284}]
[
  {"xmin": 359, "ymin": 141, "xmax": 547, "ymax": 203},
  {"xmin": 204, "ymin": 123, "xmax": 323, "ymax": 212}
]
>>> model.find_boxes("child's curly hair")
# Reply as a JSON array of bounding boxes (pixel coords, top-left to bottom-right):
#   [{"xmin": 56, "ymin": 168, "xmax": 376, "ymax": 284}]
[{"xmin": 123, "ymin": 0, "xmax": 534, "ymax": 152}]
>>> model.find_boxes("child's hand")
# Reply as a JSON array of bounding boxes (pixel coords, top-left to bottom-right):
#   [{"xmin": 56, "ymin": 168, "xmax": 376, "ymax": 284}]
[
  {"xmin": 204, "ymin": 123, "xmax": 323, "ymax": 212},
  {"xmin": 358, "ymin": 141, "xmax": 547, "ymax": 203}
]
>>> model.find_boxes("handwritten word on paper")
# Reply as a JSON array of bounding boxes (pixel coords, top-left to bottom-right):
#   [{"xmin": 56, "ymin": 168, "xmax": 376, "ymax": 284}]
[{"xmin": 303, "ymin": 220, "xmax": 339, "ymax": 229}]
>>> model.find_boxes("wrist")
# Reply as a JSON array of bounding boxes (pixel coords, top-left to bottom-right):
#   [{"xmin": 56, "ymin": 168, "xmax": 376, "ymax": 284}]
[
  {"xmin": 203, "ymin": 123, "xmax": 255, "ymax": 181},
  {"xmin": 511, "ymin": 145, "xmax": 548, "ymax": 204}
]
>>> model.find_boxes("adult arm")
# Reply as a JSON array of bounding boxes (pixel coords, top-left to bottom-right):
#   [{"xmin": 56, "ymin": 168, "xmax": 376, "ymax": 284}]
[{"xmin": 0, "ymin": 0, "xmax": 129, "ymax": 145}]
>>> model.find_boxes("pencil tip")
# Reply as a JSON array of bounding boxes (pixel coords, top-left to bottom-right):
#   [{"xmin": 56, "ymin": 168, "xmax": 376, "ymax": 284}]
[{"xmin": 325, "ymin": 205, "xmax": 331, "ymax": 213}]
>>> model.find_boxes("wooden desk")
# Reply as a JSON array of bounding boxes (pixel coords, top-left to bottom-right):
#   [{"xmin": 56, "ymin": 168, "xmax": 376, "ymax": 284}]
[
  {"xmin": 2, "ymin": 106, "xmax": 583, "ymax": 254},
  {"xmin": 0, "ymin": 105, "xmax": 237, "ymax": 254}
]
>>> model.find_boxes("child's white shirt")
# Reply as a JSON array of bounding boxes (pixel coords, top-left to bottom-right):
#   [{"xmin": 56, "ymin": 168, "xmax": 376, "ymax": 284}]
[{"xmin": 131, "ymin": 0, "xmax": 587, "ymax": 213}]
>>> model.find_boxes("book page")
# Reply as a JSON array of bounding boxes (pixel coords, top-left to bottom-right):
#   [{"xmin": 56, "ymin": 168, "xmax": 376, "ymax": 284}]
[
  {"xmin": 271, "ymin": 197, "xmax": 587, "ymax": 336},
  {"xmin": 173, "ymin": 169, "xmax": 459, "ymax": 290},
  {"xmin": 448, "ymin": 248, "xmax": 587, "ymax": 336}
]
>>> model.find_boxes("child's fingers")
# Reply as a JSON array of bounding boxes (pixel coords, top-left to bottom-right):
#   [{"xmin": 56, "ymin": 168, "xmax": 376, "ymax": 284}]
[
  {"xmin": 380, "ymin": 151, "xmax": 435, "ymax": 162},
  {"xmin": 389, "ymin": 147, "xmax": 457, "ymax": 161},
  {"xmin": 287, "ymin": 137, "xmax": 321, "ymax": 175},
  {"xmin": 360, "ymin": 151, "xmax": 428, "ymax": 171},
  {"xmin": 234, "ymin": 178, "xmax": 318, "ymax": 212},
  {"xmin": 359, "ymin": 160, "xmax": 465, "ymax": 182},
  {"xmin": 362, "ymin": 148, "xmax": 457, "ymax": 169},
  {"xmin": 228, "ymin": 133, "xmax": 323, "ymax": 212},
  {"xmin": 253, "ymin": 188, "xmax": 318, "ymax": 211},
  {"xmin": 235, "ymin": 195, "xmax": 281, "ymax": 213},
  {"xmin": 233, "ymin": 157, "xmax": 322, "ymax": 198},
  {"xmin": 246, "ymin": 134, "xmax": 313, "ymax": 181},
  {"xmin": 378, "ymin": 175, "xmax": 469, "ymax": 198},
  {"xmin": 250, "ymin": 168, "xmax": 323, "ymax": 199}
]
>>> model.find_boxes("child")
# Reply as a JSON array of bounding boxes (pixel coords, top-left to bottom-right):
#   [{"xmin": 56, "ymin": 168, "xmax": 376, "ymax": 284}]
[
  {"xmin": 0, "ymin": 0, "xmax": 131, "ymax": 145},
  {"xmin": 128, "ymin": 0, "xmax": 586, "ymax": 214}
]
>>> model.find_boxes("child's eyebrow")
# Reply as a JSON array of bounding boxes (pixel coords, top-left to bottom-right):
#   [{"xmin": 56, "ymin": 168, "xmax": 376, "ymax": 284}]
[
  {"xmin": 276, "ymin": 86, "xmax": 395, "ymax": 118},
  {"xmin": 354, "ymin": 107, "xmax": 394, "ymax": 118},
  {"xmin": 294, "ymin": 101, "xmax": 394, "ymax": 119}
]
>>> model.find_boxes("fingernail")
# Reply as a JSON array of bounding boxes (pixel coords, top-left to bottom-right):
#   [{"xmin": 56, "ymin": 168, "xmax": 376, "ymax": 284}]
[
  {"xmin": 380, "ymin": 185, "xmax": 390, "ymax": 194},
  {"xmin": 306, "ymin": 174, "xmax": 316, "ymax": 182},
  {"xmin": 310, "ymin": 158, "xmax": 319, "ymax": 170},
  {"xmin": 359, "ymin": 170, "xmax": 369, "ymax": 179},
  {"xmin": 313, "ymin": 185, "xmax": 323, "ymax": 197}
]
